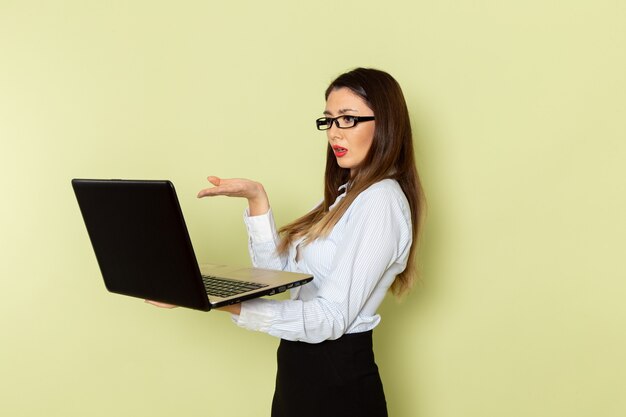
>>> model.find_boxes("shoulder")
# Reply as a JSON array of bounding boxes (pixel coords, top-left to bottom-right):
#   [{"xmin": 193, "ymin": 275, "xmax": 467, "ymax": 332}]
[
  {"xmin": 348, "ymin": 179, "xmax": 411, "ymax": 223},
  {"xmin": 356, "ymin": 179, "xmax": 409, "ymax": 206},
  {"xmin": 362, "ymin": 178, "xmax": 406, "ymax": 197}
]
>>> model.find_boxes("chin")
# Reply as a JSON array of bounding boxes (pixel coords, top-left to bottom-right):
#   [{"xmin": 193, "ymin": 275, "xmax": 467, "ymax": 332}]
[{"xmin": 336, "ymin": 160, "xmax": 353, "ymax": 170}]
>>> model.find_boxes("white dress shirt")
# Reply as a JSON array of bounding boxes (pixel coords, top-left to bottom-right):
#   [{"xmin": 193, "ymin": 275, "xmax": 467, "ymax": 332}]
[{"xmin": 232, "ymin": 178, "xmax": 412, "ymax": 344}]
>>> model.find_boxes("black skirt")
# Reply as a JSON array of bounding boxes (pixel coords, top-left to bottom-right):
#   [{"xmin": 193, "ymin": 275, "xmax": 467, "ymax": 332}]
[{"xmin": 271, "ymin": 330, "xmax": 388, "ymax": 417}]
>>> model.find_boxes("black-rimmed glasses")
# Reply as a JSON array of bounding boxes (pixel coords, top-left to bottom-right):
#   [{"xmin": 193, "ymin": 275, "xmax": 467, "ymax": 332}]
[{"xmin": 316, "ymin": 115, "xmax": 375, "ymax": 130}]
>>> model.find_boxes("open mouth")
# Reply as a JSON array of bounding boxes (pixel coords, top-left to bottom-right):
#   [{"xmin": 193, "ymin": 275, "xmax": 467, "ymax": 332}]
[{"xmin": 332, "ymin": 145, "xmax": 348, "ymax": 156}]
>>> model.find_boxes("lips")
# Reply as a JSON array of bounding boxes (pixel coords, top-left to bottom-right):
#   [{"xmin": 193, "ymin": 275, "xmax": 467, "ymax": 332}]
[{"xmin": 332, "ymin": 145, "xmax": 348, "ymax": 157}]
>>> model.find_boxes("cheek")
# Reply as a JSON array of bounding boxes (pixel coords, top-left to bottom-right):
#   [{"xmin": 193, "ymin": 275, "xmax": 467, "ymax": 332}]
[{"xmin": 358, "ymin": 128, "xmax": 375, "ymax": 155}]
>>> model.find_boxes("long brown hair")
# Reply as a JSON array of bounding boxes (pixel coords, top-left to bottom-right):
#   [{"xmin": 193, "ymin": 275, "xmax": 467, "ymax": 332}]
[{"xmin": 278, "ymin": 68, "xmax": 425, "ymax": 296}]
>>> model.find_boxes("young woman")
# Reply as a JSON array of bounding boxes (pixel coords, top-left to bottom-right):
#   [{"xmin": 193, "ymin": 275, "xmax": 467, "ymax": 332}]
[{"xmin": 150, "ymin": 68, "xmax": 425, "ymax": 417}]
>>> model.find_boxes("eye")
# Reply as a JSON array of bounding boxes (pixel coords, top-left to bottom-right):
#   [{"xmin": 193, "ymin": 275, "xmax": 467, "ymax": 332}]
[{"xmin": 340, "ymin": 115, "xmax": 355, "ymax": 124}]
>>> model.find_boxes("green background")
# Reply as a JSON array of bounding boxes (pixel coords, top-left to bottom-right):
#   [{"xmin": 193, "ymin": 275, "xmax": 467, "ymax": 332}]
[{"xmin": 1, "ymin": 1, "xmax": 625, "ymax": 416}]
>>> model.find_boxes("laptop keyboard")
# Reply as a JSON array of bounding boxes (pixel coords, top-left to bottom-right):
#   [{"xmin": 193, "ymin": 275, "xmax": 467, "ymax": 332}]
[{"xmin": 202, "ymin": 275, "xmax": 269, "ymax": 298}]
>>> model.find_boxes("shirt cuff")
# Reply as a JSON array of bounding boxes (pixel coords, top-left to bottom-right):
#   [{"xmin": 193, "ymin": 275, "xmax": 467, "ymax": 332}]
[
  {"xmin": 231, "ymin": 299, "xmax": 277, "ymax": 332},
  {"xmin": 243, "ymin": 207, "xmax": 278, "ymax": 243}
]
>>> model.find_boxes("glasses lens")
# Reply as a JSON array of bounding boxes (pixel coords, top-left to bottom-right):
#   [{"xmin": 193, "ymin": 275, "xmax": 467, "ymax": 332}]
[
  {"xmin": 336, "ymin": 116, "xmax": 356, "ymax": 128},
  {"xmin": 316, "ymin": 118, "xmax": 331, "ymax": 130}
]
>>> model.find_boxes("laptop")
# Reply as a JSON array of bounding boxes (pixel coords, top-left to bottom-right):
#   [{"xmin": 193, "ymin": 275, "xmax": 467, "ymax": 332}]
[{"xmin": 72, "ymin": 179, "xmax": 313, "ymax": 311}]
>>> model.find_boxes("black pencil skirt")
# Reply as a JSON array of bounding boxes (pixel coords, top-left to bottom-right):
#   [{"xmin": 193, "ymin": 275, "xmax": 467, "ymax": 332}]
[{"xmin": 271, "ymin": 330, "xmax": 388, "ymax": 417}]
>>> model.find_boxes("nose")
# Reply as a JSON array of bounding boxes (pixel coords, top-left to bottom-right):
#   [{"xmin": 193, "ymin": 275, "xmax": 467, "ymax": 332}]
[{"xmin": 327, "ymin": 122, "xmax": 343, "ymax": 142}]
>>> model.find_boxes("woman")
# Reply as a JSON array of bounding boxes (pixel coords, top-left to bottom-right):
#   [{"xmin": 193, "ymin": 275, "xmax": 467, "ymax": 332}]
[{"xmin": 150, "ymin": 68, "xmax": 425, "ymax": 417}]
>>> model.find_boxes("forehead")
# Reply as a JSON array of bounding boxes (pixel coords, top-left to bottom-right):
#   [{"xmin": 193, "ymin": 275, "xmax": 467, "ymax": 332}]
[{"xmin": 324, "ymin": 87, "xmax": 371, "ymax": 114}]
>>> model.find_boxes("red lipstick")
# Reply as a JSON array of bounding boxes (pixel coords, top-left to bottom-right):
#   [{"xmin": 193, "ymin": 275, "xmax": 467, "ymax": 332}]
[{"xmin": 332, "ymin": 145, "xmax": 348, "ymax": 157}]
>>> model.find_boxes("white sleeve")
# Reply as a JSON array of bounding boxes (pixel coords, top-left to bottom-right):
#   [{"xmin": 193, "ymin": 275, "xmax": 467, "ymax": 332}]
[
  {"xmin": 234, "ymin": 186, "xmax": 412, "ymax": 343},
  {"xmin": 243, "ymin": 208, "xmax": 288, "ymax": 271}
]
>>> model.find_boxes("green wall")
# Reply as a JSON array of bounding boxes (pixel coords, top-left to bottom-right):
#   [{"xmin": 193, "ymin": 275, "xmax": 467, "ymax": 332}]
[{"xmin": 1, "ymin": 1, "xmax": 625, "ymax": 416}]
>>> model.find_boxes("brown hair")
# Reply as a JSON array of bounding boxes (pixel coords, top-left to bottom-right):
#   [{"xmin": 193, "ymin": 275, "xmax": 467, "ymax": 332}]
[{"xmin": 278, "ymin": 68, "xmax": 425, "ymax": 296}]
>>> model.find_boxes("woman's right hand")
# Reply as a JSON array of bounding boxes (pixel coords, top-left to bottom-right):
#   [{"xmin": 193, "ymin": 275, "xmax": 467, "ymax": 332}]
[
  {"xmin": 197, "ymin": 176, "xmax": 270, "ymax": 216},
  {"xmin": 145, "ymin": 300, "xmax": 178, "ymax": 308}
]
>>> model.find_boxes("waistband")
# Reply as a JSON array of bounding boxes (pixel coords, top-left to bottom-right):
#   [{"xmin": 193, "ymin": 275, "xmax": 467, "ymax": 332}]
[{"xmin": 280, "ymin": 330, "xmax": 373, "ymax": 347}]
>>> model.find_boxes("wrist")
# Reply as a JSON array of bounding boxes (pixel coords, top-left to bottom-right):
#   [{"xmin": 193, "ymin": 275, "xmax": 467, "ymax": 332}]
[{"xmin": 248, "ymin": 184, "xmax": 269, "ymax": 216}]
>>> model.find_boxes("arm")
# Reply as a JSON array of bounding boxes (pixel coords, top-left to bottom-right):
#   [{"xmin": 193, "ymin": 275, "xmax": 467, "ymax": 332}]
[
  {"xmin": 234, "ymin": 185, "xmax": 412, "ymax": 343},
  {"xmin": 243, "ymin": 208, "xmax": 289, "ymax": 270},
  {"xmin": 199, "ymin": 176, "xmax": 289, "ymax": 270},
  {"xmin": 147, "ymin": 176, "xmax": 274, "ymax": 311}
]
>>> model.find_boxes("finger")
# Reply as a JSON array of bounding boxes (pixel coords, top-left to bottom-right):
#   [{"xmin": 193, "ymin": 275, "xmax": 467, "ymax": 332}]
[
  {"xmin": 197, "ymin": 188, "xmax": 217, "ymax": 198},
  {"xmin": 145, "ymin": 300, "xmax": 178, "ymax": 308},
  {"xmin": 197, "ymin": 187, "xmax": 212, "ymax": 198},
  {"xmin": 198, "ymin": 183, "xmax": 236, "ymax": 198},
  {"xmin": 207, "ymin": 176, "xmax": 221, "ymax": 186},
  {"xmin": 198, "ymin": 176, "xmax": 224, "ymax": 198}
]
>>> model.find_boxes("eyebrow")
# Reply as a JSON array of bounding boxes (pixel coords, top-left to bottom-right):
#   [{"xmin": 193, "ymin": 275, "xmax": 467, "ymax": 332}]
[{"xmin": 323, "ymin": 108, "xmax": 359, "ymax": 116}]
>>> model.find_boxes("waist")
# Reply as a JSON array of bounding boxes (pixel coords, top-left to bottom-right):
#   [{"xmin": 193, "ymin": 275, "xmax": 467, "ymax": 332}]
[{"xmin": 280, "ymin": 329, "xmax": 373, "ymax": 347}]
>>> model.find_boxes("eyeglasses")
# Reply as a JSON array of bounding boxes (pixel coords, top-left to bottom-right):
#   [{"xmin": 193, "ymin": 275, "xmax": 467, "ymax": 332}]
[{"xmin": 315, "ymin": 115, "xmax": 375, "ymax": 130}]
